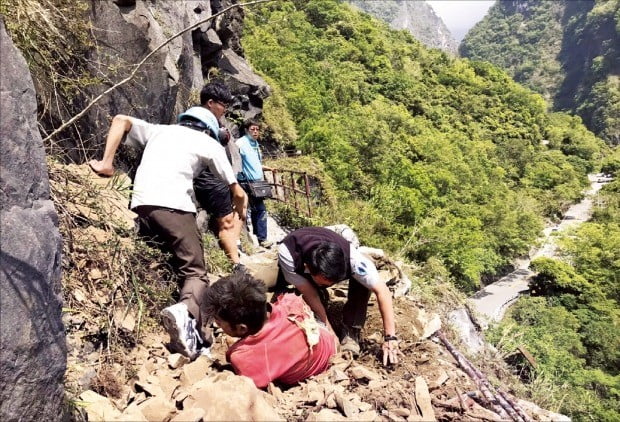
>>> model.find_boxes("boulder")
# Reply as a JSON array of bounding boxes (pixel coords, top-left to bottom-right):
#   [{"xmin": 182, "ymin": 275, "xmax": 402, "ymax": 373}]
[
  {"xmin": 410, "ymin": 308, "xmax": 442, "ymax": 340},
  {"xmin": 184, "ymin": 372, "xmax": 282, "ymax": 421},
  {"xmin": 239, "ymin": 250, "xmax": 279, "ymax": 288},
  {"xmin": 79, "ymin": 390, "xmax": 121, "ymax": 421},
  {"xmin": 80, "ymin": 0, "xmax": 203, "ymax": 161},
  {"xmin": 54, "ymin": 0, "xmax": 271, "ymax": 163},
  {"xmin": 218, "ymin": 48, "xmax": 270, "ymax": 119},
  {"xmin": 0, "ymin": 19, "xmax": 66, "ymax": 422}
]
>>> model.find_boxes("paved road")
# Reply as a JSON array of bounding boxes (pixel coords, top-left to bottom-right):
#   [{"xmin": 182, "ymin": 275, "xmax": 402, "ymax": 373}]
[{"xmin": 468, "ymin": 173, "xmax": 612, "ymax": 327}]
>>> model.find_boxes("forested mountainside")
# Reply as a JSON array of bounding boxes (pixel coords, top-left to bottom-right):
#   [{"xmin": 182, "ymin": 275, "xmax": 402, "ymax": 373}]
[
  {"xmin": 460, "ymin": 0, "xmax": 620, "ymax": 145},
  {"xmin": 347, "ymin": 0, "xmax": 458, "ymax": 54},
  {"xmin": 489, "ymin": 169, "xmax": 620, "ymax": 421},
  {"xmin": 2, "ymin": 0, "xmax": 617, "ymax": 420},
  {"xmin": 243, "ymin": 0, "xmax": 606, "ymax": 291}
]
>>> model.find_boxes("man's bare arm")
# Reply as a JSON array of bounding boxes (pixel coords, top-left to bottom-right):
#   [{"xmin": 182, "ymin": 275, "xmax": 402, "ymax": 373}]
[
  {"xmin": 372, "ymin": 282, "xmax": 399, "ymax": 365},
  {"xmin": 296, "ymin": 282, "xmax": 335, "ymax": 334},
  {"xmin": 89, "ymin": 114, "xmax": 133, "ymax": 177}
]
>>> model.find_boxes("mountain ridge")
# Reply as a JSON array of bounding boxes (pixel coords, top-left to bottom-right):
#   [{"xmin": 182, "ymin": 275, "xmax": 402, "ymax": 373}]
[
  {"xmin": 460, "ymin": 0, "xmax": 619, "ymax": 144},
  {"xmin": 347, "ymin": 0, "xmax": 459, "ymax": 54}
]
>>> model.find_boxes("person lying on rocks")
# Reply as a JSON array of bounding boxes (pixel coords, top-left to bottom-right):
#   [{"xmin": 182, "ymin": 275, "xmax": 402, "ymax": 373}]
[
  {"xmin": 203, "ymin": 271, "xmax": 338, "ymax": 388},
  {"xmin": 277, "ymin": 227, "xmax": 400, "ymax": 366},
  {"xmin": 88, "ymin": 104, "xmax": 247, "ymax": 360}
]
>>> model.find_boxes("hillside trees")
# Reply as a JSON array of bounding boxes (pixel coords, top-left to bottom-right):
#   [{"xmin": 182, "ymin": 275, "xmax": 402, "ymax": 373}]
[
  {"xmin": 460, "ymin": 0, "xmax": 565, "ymax": 103},
  {"xmin": 242, "ymin": 0, "xmax": 605, "ymax": 289},
  {"xmin": 460, "ymin": 0, "xmax": 620, "ymax": 145},
  {"xmin": 489, "ymin": 179, "xmax": 620, "ymax": 421}
]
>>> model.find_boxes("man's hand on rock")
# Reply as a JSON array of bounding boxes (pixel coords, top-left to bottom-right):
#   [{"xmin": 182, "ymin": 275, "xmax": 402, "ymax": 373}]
[{"xmin": 382, "ymin": 337, "xmax": 400, "ymax": 366}]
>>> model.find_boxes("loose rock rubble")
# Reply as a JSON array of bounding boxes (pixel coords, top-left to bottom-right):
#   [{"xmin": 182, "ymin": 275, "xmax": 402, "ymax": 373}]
[
  {"xmin": 60, "ymin": 163, "xmax": 568, "ymax": 421},
  {"xmin": 74, "ymin": 294, "xmax": 566, "ymax": 421}
]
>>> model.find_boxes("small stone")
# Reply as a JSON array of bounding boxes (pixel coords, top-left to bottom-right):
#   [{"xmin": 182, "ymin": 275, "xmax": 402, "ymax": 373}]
[
  {"xmin": 306, "ymin": 409, "xmax": 346, "ymax": 421},
  {"xmin": 368, "ymin": 379, "xmax": 386, "ymax": 389},
  {"xmin": 89, "ymin": 268, "xmax": 103, "ymax": 280},
  {"xmin": 358, "ymin": 410, "xmax": 378, "ymax": 421},
  {"xmin": 168, "ymin": 353, "xmax": 189, "ymax": 369},
  {"xmin": 326, "ymin": 392, "xmax": 337, "ymax": 409},
  {"xmin": 306, "ymin": 389, "xmax": 324, "ymax": 404},
  {"xmin": 427, "ymin": 369, "xmax": 449, "ymax": 390},
  {"xmin": 392, "ymin": 408, "xmax": 411, "ymax": 417},
  {"xmin": 349, "ymin": 366, "xmax": 380, "ymax": 381},
  {"xmin": 114, "ymin": 402, "xmax": 148, "ymax": 421},
  {"xmin": 134, "ymin": 380, "xmax": 165, "ymax": 398},
  {"xmin": 73, "ymin": 288, "xmax": 87, "ymax": 303},
  {"xmin": 414, "ymin": 377, "xmax": 435, "ymax": 422},
  {"xmin": 410, "ymin": 308, "xmax": 442, "ymax": 340},
  {"xmin": 79, "ymin": 390, "xmax": 121, "ymax": 421},
  {"xmin": 335, "ymin": 392, "xmax": 358, "ymax": 418},
  {"xmin": 136, "ymin": 396, "xmax": 176, "ymax": 422},
  {"xmin": 329, "ymin": 368, "xmax": 349, "ymax": 383},
  {"xmin": 268, "ymin": 382, "xmax": 285, "ymax": 403},
  {"xmin": 358, "ymin": 402, "xmax": 373, "ymax": 412}
]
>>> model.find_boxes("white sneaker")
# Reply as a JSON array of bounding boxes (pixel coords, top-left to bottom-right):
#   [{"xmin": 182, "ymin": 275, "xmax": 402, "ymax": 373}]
[{"xmin": 161, "ymin": 303, "xmax": 199, "ymax": 359}]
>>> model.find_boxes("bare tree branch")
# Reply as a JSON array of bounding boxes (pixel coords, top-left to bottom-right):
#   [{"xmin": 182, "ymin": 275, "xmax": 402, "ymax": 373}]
[{"xmin": 42, "ymin": 0, "xmax": 273, "ymax": 144}]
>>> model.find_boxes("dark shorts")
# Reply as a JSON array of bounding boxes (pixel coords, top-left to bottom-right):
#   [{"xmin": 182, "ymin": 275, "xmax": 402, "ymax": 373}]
[{"xmin": 194, "ymin": 170, "xmax": 233, "ymax": 218}]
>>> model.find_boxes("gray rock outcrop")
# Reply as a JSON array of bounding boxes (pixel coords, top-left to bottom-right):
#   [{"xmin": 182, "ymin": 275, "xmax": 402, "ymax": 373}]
[
  {"xmin": 51, "ymin": 0, "xmax": 269, "ymax": 161},
  {"xmin": 0, "ymin": 18, "xmax": 67, "ymax": 422},
  {"xmin": 348, "ymin": 0, "xmax": 458, "ymax": 55}
]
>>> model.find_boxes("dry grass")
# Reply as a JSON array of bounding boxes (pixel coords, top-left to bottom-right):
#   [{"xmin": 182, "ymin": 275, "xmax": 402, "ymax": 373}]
[
  {"xmin": 1, "ymin": 0, "xmax": 102, "ymax": 160},
  {"xmin": 47, "ymin": 160, "xmax": 179, "ymax": 398}
]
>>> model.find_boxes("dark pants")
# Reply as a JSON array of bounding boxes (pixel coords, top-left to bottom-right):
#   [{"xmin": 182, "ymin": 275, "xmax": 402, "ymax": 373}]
[
  {"xmin": 134, "ymin": 206, "xmax": 209, "ymax": 336},
  {"xmin": 341, "ymin": 278, "xmax": 372, "ymax": 330},
  {"xmin": 274, "ymin": 269, "xmax": 371, "ymax": 331},
  {"xmin": 248, "ymin": 196, "xmax": 268, "ymax": 242}
]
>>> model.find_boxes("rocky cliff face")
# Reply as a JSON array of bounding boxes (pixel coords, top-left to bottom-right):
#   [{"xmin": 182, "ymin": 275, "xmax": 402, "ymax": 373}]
[
  {"xmin": 0, "ymin": 19, "xmax": 66, "ymax": 422},
  {"xmin": 0, "ymin": 1, "xmax": 270, "ymax": 417},
  {"xmin": 43, "ymin": 0, "xmax": 269, "ymax": 162},
  {"xmin": 348, "ymin": 0, "xmax": 458, "ymax": 55}
]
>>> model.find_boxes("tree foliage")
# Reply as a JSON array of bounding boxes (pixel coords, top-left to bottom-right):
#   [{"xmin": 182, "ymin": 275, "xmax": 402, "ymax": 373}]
[
  {"xmin": 242, "ymin": 0, "xmax": 606, "ymax": 290},
  {"xmin": 490, "ymin": 180, "xmax": 620, "ymax": 420},
  {"xmin": 460, "ymin": 0, "xmax": 620, "ymax": 145}
]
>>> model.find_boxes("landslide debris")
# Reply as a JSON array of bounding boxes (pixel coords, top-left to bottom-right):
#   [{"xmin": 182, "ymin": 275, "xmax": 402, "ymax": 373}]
[{"xmin": 55, "ymin": 163, "xmax": 565, "ymax": 421}]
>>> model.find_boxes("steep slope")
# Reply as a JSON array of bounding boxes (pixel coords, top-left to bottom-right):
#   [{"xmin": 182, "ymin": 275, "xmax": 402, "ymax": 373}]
[
  {"xmin": 460, "ymin": 0, "xmax": 620, "ymax": 144},
  {"xmin": 347, "ymin": 0, "xmax": 458, "ymax": 54}
]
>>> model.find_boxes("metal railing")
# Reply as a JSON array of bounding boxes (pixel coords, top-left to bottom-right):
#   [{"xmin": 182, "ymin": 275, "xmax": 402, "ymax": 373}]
[{"xmin": 263, "ymin": 168, "xmax": 315, "ymax": 217}]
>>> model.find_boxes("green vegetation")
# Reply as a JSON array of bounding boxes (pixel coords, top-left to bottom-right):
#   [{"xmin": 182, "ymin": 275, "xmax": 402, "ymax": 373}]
[
  {"xmin": 489, "ymin": 175, "xmax": 620, "ymax": 421},
  {"xmin": 460, "ymin": 0, "xmax": 620, "ymax": 145},
  {"xmin": 459, "ymin": 1, "xmax": 565, "ymax": 103},
  {"xmin": 243, "ymin": 0, "xmax": 606, "ymax": 290}
]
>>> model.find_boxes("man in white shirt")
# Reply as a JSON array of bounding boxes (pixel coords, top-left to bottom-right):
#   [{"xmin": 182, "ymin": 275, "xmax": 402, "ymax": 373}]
[{"xmin": 89, "ymin": 105, "xmax": 247, "ymax": 359}]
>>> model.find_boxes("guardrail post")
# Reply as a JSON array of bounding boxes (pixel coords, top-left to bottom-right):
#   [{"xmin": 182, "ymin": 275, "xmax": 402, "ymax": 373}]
[{"xmin": 304, "ymin": 173, "xmax": 312, "ymax": 217}]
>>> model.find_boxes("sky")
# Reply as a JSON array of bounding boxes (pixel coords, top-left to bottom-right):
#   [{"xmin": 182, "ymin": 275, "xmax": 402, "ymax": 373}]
[{"xmin": 427, "ymin": 0, "xmax": 496, "ymax": 42}]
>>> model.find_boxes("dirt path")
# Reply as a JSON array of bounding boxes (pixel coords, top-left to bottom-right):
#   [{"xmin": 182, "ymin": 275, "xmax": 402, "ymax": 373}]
[{"xmin": 468, "ymin": 173, "xmax": 612, "ymax": 327}]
